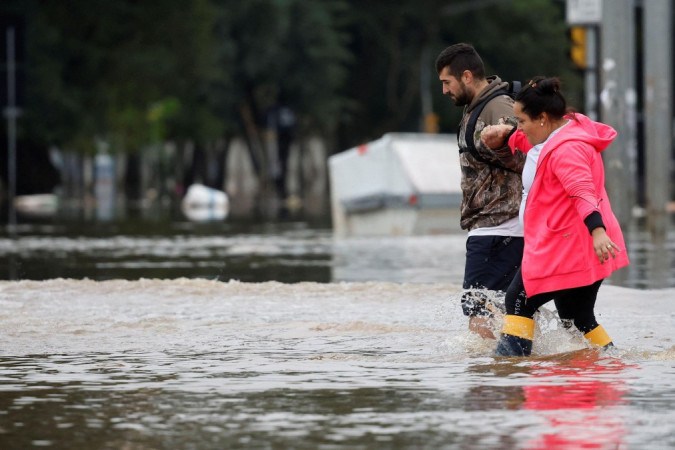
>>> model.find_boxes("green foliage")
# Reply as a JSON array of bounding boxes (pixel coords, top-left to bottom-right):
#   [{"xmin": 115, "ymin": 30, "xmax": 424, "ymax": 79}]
[
  {"xmin": 431, "ymin": 0, "xmax": 582, "ymax": 133},
  {"xmin": 216, "ymin": 0, "xmax": 352, "ymax": 136},
  {"xmin": 2, "ymin": 0, "xmax": 580, "ymax": 154},
  {"xmin": 336, "ymin": 0, "xmax": 449, "ymax": 146},
  {"xmin": 14, "ymin": 0, "xmax": 221, "ymax": 153}
]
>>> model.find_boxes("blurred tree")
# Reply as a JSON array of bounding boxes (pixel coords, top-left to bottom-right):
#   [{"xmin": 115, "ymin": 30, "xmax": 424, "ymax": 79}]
[
  {"xmin": 24, "ymin": 0, "xmax": 220, "ymax": 153},
  {"xmin": 338, "ymin": 0, "xmax": 579, "ymax": 148},
  {"xmin": 213, "ymin": 0, "xmax": 351, "ymax": 181},
  {"xmin": 1, "ymin": 0, "xmax": 579, "ymax": 201},
  {"xmin": 432, "ymin": 0, "xmax": 580, "ymax": 135},
  {"xmin": 11, "ymin": 0, "xmax": 223, "ymax": 200},
  {"xmin": 337, "ymin": 0, "xmax": 447, "ymax": 148}
]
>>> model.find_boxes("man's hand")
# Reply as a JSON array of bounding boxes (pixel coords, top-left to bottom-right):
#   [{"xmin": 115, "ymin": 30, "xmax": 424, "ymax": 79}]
[{"xmin": 480, "ymin": 124, "xmax": 514, "ymax": 150}]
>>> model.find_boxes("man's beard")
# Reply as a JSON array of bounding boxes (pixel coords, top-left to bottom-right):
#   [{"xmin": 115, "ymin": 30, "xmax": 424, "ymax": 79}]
[{"xmin": 451, "ymin": 83, "xmax": 471, "ymax": 106}]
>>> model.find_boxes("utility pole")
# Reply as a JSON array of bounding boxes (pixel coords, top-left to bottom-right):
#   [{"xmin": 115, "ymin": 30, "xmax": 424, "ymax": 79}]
[
  {"xmin": 643, "ymin": 0, "xmax": 672, "ymax": 288},
  {"xmin": 643, "ymin": 0, "xmax": 672, "ymax": 240},
  {"xmin": 599, "ymin": 0, "xmax": 638, "ymax": 230},
  {"xmin": 565, "ymin": 0, "xmax": 602, "ymax": 120},
  {"xmin": 3, "ymin": 25, "xmax": 19, "ymax": 237}
]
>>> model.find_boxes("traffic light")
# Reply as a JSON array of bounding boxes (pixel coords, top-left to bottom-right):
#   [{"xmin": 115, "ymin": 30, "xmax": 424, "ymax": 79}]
[{"xmin": 568, "ymin": 26, "xmax": 587, "ymax": 70}]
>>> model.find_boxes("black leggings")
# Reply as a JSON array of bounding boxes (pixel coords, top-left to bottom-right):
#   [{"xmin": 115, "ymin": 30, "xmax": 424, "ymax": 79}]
[{"xmin": 505, "ymin": 268, "xmax": 603, "ymax": 334}]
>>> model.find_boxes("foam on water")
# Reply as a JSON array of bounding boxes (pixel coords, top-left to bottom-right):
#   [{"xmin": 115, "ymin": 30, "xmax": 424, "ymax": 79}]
[{"xmin": 1, "ymin": 279, "xmax": 672, "ymax": 358}]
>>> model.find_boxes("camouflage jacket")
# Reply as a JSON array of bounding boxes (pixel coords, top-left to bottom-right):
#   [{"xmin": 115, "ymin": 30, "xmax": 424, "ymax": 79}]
[{"xmin": 458, "ymin": 76, "xmax": 525, "ymax": 231}]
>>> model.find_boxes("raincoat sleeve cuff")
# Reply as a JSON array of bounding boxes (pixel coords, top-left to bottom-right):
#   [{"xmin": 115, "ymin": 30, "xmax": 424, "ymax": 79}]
[
  {"xmin": 584, "ymin": 211, "xmax": 605, "ymax": 234},
  {"xmin": 507, "ymin": 129, "xmax": 532, "ymax": 155}
]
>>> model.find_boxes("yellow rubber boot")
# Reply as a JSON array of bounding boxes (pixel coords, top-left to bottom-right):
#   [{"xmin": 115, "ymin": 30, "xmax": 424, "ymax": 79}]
[
  {"xmin": 495, "ymin": 315, "xmax": 535, "ymax": 356},
  {"xmin": 584, "ymin": 324, "xmax": 614, "ymax": 349}
]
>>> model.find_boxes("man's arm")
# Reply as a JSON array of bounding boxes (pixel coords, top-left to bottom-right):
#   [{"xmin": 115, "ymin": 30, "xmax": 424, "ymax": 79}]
[
  {"xmin": 475, "ymin": 96, "xmax": 525, "ymax": 172},
  {"xmin": 481, "ymin": 125, "xmax": 532, "ymax": 154},
  {"xmin": 481, "ymin": 124, "xmax": 515, "ymax": 151}
]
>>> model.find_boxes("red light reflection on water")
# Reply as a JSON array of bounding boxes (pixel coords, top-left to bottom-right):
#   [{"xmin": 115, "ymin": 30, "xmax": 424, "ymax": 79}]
[{"xmin": 522, "ymin": 350, "xmax": 633, "ymax": 450}]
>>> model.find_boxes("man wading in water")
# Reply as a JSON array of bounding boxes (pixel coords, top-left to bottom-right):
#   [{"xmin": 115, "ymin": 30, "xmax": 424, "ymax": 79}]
[{"xmin": 436, "ymin": 43, "xmax": 525, "ymax": 339}]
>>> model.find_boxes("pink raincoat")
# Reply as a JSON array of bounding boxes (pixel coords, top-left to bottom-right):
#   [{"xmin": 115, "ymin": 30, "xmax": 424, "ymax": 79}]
[{"xmin": 508, "ymin": 113, "xmax": 629, "ymax": 296}]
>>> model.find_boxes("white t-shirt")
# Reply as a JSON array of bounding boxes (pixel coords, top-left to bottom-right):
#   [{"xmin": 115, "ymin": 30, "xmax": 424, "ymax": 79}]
[
  {"xmin": 468, "ymin": 216, "xmax": 523, "ymax": 237},
  {"xmin": 519, "ymin": 121, "xmax": 569, "ymax": 226}
]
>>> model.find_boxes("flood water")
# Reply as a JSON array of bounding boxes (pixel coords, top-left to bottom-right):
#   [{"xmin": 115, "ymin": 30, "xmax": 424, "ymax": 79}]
[
  {"xmin": 1, "ymin": 213, "xmax": 673, "ymax": 289},
  {"xmin": 0, "ymin": 211, "xmax": 674, "ymax": 449}
]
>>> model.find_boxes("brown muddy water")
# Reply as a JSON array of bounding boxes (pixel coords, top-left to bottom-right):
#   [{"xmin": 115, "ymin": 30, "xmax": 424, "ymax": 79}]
[{"xmin": 0, "ymin": 215, "xmax": 673, "ymax": 449}]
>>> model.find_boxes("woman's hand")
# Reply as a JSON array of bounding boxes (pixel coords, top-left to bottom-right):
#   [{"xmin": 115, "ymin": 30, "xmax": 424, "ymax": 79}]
[
  {"xmin": 592, "ymin": 227, "xmax": 619, "ymax": 263},
  {"xmin": 480, "ymin": 124, "xmax": 514, "ymax": 150}
]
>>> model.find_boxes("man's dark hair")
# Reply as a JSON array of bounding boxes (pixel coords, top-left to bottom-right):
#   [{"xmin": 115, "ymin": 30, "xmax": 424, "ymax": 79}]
[{"xmin": 435, "ymin": 43, "xmax": 486, "ymax": 80}]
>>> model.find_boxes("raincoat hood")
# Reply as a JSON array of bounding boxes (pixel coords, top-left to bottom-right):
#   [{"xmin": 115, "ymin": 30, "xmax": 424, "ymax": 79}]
[
  {"xmin": 551, "ymin": 113, "xmax": 617, "ymax": 153},
  {"xmin": 508, "ymin": 113, "xmax": 616, "ymax": 156}
]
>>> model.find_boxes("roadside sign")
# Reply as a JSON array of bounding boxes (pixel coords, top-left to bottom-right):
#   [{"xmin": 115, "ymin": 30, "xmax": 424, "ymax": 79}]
[{"xmin": 566, "ymin": 0, "xmax": 602, "ymax": 25}]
